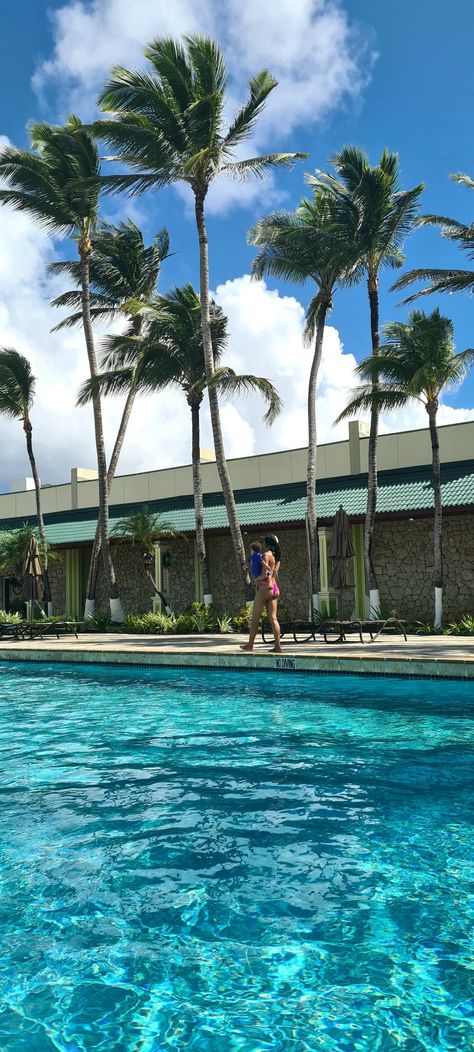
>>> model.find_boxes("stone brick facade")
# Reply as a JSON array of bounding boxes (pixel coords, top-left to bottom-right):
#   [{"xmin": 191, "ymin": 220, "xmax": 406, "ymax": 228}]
[
  {"xmin": 4, "ymin": 512, "xmax": 474, "ymax": 624},
  {"xmin": 95, "ymin": 542, "xmax": 156, "ymax": 616},
  {"xmin": 207, "ymin": 528, "xmax": 311, "ymax": 617},
  {"xmin": 48, "ymin": 555, "xmax": 66, "ymax": 613},
  {"xmin": 373, "ymin": 514, "xmax": 474, "ymax": 622}
]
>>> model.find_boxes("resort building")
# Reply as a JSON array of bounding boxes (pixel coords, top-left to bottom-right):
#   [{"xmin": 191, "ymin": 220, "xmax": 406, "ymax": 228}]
[{"xmin": 1, "ymin": 418, "xmax": 474, "ymax": 621}]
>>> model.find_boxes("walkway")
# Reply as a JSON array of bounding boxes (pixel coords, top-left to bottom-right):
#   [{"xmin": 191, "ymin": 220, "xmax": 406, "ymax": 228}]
[{"xmin": 1, "ymin": 632, "xmax": 474, "ymax": 678}]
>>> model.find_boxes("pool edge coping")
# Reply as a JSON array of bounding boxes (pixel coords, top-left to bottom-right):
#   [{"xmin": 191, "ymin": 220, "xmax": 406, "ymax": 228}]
[{"xmin": 1, "ymin": 645, "xmax": 474, "ymax": 680}]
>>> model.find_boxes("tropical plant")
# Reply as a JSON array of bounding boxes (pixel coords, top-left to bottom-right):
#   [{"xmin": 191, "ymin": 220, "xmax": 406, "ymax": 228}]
[
  {"xmin": 337, "ymin": 308, "xmax": 474, "ymax": 626},
  {"xmin": 392, "ymin": 173, "xmax": 474, "ymax": 302},
  {"xmin": 311, "ymin": 147, "xmax": 424, "ymax": 613},
  {"xmin": 113, "ymin": 504, "xmax": 181, "ymax": 598},
  {"xmin": 93, "ymin": 33, "xmax": 305, "ymax": 592},
  {"xmin": 446, "ymin": 614, "xmax": 474, "ymax": 636},
  {"xmin": 216, "ymin": 613, "xmax": 233, "ymax": 633},
  {"xmin": 0, "ymin": 523, "xmax": 44, "ymax": 576},
  {"xmin": 78, "ymin": 284, "xmax": 281, "ymax": 605},
  {"xmin": 123, "ymin": 611, "xmax": 177, "ymax": 634},
  {"xmin": 0, "ymin": 349, "xmax": 52, "ymax": 609},
  {"xmin": 0, "ymin": 610, "xmax": 22, "ymax": 624},
  {"xmin": 0, "ymin": 116, "xmax": 123, "ymax": 621},
  {"xmin": 249, "ymin": 188, "xmax": 361, "ymax": 615},
  {"xmin": 50, "ymin": 219, "xmax": 170, "ymax": 616}
]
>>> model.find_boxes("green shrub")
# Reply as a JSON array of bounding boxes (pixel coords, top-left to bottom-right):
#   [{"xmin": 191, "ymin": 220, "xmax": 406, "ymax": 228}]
[
  {"xmin": 174, "ymin": 612, "xmax": 199, "ymax": 634},
  {"xmin": 231, "ymin": 605, "xmax": 253, "ymax": 632},
  {"xmin": 123, "ymin": 612, "xmax": 176, "ymax": 634},
  {"xmin": 446, "ymin": 614, "xmax": 474, "ymax": 636},
  {"xmin": 217, "ymin": 613, "xmax": 234, "ymax": 634},
  {"xmin": 189, "ymin": 601, "xmax": 219, "ymax": 632},
  {"xmin": 0, "ymin": 609, "xmax": 22, "ymax": 624},
  {"xmin": 406, "ymin": 620, "xmax": 446, "ymax": 636},
  {"xmin": 84, "ymin": 612, "xmax": 113, "ymax": 632}
]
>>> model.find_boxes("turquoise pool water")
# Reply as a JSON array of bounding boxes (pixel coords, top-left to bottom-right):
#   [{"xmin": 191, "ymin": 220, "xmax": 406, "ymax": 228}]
[{"xmin": 0, "ymin": 662, "xmax": 472, "ymax": 1051}]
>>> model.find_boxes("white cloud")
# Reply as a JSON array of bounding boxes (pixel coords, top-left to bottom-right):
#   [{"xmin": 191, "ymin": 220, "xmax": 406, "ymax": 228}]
[
  {"xmin": 33, "ymin": 0, "xmax": 374, "ymax": 213},
  {"xmin": 1, "ymin": 242, "xmax": 474, "ymax": 495}
]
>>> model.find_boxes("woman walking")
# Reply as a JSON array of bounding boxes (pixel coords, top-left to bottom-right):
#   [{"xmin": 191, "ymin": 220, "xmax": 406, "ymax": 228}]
[{"xmin": 240, "ymin": 534, "xmax": 281, "ymax": 653}]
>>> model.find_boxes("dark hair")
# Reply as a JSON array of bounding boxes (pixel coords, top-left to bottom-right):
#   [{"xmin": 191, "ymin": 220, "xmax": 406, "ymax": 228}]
[
  {"xmin": 250, "ymin": 540, "xmax": 262, "ymax": 553},
  {"xmin": 264, "ymin": 533, "xmax": 281, "ymax": 561}
]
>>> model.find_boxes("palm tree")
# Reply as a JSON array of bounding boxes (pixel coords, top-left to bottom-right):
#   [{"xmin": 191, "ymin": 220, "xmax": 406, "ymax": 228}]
[
  {"xmin": 49, "ymin": 219, "xmax": 169, "ymax": 616},
  {"xmin": 392, "ymin": 173, "xmax": 474, "ymax": 302},
  {"xmin": 249, "ymin": 188, "xmax": 362, "ymax": 615},
  {"xmin": 0, "ymin": 116, "xmax": 124, "ymax": 621},
  {"xmin": 0, "ymin": 349, "xmax": 53, "ymax": 610},
  {"xmin": 78, "ymin": 284, "xmax": 282, "ymax": 604},
  {"xmin": 93, "ymin": 34, "xmax": 305, "ymax": 592},
  {"xmin": 310, "ymin": 147, "xmax": 424, "ymax": 614},
  {"xmin": 113, "ymin": 505, "xmax": 181, "ymax": 603},
  {"xmin": 337, "ymin": 308, "xmax": 474, "ymax": 627}
]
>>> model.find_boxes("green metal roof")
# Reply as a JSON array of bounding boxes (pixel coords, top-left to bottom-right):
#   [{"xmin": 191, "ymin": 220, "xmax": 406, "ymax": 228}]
[{"xmin": 3, "ymin": 461, "xmax": 474, "ymax": 546}]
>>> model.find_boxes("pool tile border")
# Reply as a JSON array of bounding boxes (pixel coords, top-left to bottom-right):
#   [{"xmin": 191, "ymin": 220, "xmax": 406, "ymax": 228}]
[{"xmin": 1, "ymin": 645, "xmax": 474, "ymax": 680}]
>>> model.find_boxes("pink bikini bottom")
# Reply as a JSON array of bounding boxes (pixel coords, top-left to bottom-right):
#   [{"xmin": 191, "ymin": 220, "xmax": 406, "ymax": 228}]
[{"xmin": 258, "ymin": 580, "xmax": 280, "ymax": 597}]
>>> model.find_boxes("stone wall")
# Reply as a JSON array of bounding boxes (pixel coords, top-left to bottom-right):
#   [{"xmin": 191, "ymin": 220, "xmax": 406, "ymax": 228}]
[
  {"xmin": 95, "ymin": 542, "xmax": 156, "ymax": 616},
  {"xmin": 207, "ymin": 528, "xmax": 311, "ymax": 617},
  {"xmin": 373, "ymin": 514, "xmax": 474, "ymax": 621},
  {"xmin": 27, "ymin": 512, "xmax": 474, "ymax": 624},
  {"xmin": 167, "ymin": 538, "xmax": 196, "ymax": 613},
  {"xmin": 48, "ymin": 555, "xmax": 66, "ymax": 613}
]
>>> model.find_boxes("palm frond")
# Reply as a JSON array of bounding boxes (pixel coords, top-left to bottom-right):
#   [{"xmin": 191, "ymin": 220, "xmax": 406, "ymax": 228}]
[
  {"xmin": 209, "ymin": 368, "xmax": 283, "ymax": 424},
  {"xmin": 224, "ymin": 152, "xmax": 308, "ymax": 182},
  {"xmin": 224, "ymin": 70, "xmax": 278, "ymax": 150}
]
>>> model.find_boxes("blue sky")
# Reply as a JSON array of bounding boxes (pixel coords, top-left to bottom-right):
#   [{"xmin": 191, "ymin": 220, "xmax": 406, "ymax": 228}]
[{"xmin": 0, "ymin": 0, "xmax": 473, "ymax": 486}]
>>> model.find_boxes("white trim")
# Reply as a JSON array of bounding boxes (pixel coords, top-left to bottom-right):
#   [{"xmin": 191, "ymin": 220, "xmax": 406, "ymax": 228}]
[
  {"xmin": 203, "ymin": 593, "xmax": 213, "ymax": 607},
  {"xmin": 434, "ymin": 587, "xmax": 443, "ymax": 628},
  {"xmin": 310, "ymin": 593, "xmax": 320, "ymax": 618},
  {"xmin": 369, "ymin": 588, "xmax": 380, "ymax": 618},
  {"xmin": 110, "ymin": 597, "xmax": 125, "ymax": 623},
  {"xmin": 84, "ymin": 598, "xmax": 95, "ymax": 619}
]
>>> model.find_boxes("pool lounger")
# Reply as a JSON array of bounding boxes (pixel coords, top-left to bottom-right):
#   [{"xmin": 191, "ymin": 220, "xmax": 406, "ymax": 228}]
[
  {"xmin": 261, "ymin": 616, "xmax": 407, "ymax": 645},
  {"xmin": 0, "ymin": 620, "xmax": 83, "ymax": 641}
]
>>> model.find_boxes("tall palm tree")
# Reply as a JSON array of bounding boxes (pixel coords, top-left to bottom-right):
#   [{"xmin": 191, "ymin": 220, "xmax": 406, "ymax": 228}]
[
  {"xmin": 93, "ymin": 34, "xmax": 305, "ymax": 592},
  {"xmin": 310, "ymin": 148, "xmax": 424, "ymax": 614},
  {"xmin": 0, "ymin": 349, "xmax": 52, "ymax": 610},
  {"xmin": 392, "ymin": 173, "xmax": 474, "ymax": 302},
  {"xmin": 0, "ymin": 117, "xmax": 124, "ymax": 621},
  {"xmin": 78, "ymin": 284, "xmax": 282, "ymax": 604},
  {"xmin": 49, "ymin": 219, "xmax": 169, "ymax": 616},
  {"xmin": 337, "ymin": 308, "xmax": 474, "ymax": 627},
  {"xmin": 249, "ymin": 189, "xmax": 362, "ymax": 615}
]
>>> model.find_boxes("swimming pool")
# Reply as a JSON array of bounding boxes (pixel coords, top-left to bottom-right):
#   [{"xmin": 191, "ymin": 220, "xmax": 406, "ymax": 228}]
[{"xmin": 0, "ymin": 662, "xmax": 472, "ymax": 1050}]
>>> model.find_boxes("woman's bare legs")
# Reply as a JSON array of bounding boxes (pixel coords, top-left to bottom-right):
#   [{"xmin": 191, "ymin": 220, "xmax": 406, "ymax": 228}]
[
  {"xmin": 266, "ymin": 597, "xmax": 281, "ymax": 652},
  {"xmin": 240, "ymin": 586, "xmax": 271, "ymax": 651}
]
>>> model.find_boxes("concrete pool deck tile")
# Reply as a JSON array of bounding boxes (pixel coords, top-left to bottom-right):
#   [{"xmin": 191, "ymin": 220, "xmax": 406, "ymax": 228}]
[{"xmin": 1, "ymin": 631, "xmax": 474, "ymax": 678}]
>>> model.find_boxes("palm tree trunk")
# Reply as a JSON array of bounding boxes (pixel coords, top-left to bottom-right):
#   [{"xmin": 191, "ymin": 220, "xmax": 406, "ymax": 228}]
[
  {"xmin": 24, "ymin": 416, "xmax": 52, "ymax": 613},
  {"xmin": 307, "ymin": 300, "xmax": 329, "ymax": 617},
  {"xmin": 365, "ymin": 273, "xmax": 381, "ymax": 616},
  {"xmin": 427, "ymin": 399, "xmax": 443, "ymax": 626},
  {"xmin": 191, "ymin": 399, "xmax": 212, "ymax": 604},
  {"xmin": 194, "ymin": 191, "xmax": 248, "ymax": 594},
  {"xmin": 79, "ymin": 235, "xmax": 124, "ymax": 622},
  {"xmin": 84, "ymin": 385, "xmax": 137, "ymax": 618}
]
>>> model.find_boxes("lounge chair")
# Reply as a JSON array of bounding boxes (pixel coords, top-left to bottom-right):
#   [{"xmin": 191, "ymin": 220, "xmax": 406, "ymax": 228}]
[
  {"xmin": 20, "ymin": 620, "xmax": 84, "ymax": 640},
  {"xmin": 261, "ymin": 614, "xmax": 407, "ymax": 645},
  {"xmin": 261, "ymin": 619, "xmax": 326, "ymax": 644}
]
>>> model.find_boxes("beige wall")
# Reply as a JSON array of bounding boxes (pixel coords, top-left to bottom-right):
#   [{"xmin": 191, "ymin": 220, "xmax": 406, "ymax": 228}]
[{"xmin": 2, "ymin": 419, "xmax": 474, "ymax": 526}]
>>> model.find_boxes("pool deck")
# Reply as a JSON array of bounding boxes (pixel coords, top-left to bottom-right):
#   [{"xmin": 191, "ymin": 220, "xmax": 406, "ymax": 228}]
[{"xmin": 1, "ymin": 631, "xmax": 474, "ymax": 678}]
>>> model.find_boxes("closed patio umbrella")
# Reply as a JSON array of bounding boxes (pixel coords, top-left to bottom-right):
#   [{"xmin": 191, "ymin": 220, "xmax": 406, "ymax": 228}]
[
  {"xmin": 21, "ymin": 536, "xmax": 44, "ymax": 614},
  {"xmin": 329, "ymin": 506, "xmax": 354, "ymax": 616}
]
